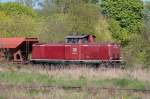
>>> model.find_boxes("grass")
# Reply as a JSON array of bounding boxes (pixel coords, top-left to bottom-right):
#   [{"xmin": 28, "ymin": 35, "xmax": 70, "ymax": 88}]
[
  {"xmin": 0, "ymin": 72, "xmax": 51, "ymax": 85},
  {"xmin": 93, "ymin": 78, "xmax": 148, "ymax": 90},
  {"xmin": 0, "ymin": 96, "xmax": 5, "ymax": 99},
  {"xmin": 0, "ymin": 71, "xmax": 88, "ymax": 87},
  {"xmin": 0, "ymin": 86, "xmax": 146, "ymax": 99},
  {"xmin": 0, "ymin": 71, "xmax": 149, "ymax": 90},
  {"xmin": 0, "ymin": 64, "xmax": 149, "ymax": 98}
]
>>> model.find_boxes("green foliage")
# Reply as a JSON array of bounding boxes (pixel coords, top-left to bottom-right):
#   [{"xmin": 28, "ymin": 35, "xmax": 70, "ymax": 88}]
[
  {"xmin": 67, "ymin": 3, "xmax": 100, "ymax": 34},
  {"xmin": 15, "ymin": 0, "xmax": 33, "ymax": 8},
  {"xmin": 52, "ymin": 0, "xmax": 101, "ymax": 34},
  {"xmin": 94, "ymin": 17, "xmax": 112, "ymax": 41},
  {"xmin": 39, "ymin": 1, "xmax": 112, "ymax": 42},
  {"xmin": 101, "ymin": 0, "xmax": 144, "ymax": 32},
  {"xmin": 143, "ymin": 45, "xmax": 150, "ymax": 68},
  {"xmin": 109, "ymin": 19, "xmax": 129, "ymax": 46},
  {"xmin": 101, "ymin": 0, "xmax": 149, "ymax": 66},
  {"xmin": 144, "ymin": 1, "xmax": 150, "ymax": 67},
  {"xmin": 90, "ymin": 0, "xmax": 99, "ymax": 4},
  {"xmin": 0, "ymin": 3, "xmax": 37, "ymax": 17},
  {"xmin": 145, "ymin": 1, "xmax": 150, "ymax": 10},
  {"xmin": 101, "ymin": 0, "xmax": 144, "ymax": 46},
  {"xmin": 39, "ymin": 14, "xmax": 71, "ymax": 42},
  {"xmin": 0, "ymin": 15, "xmax": 40, "ymax": 37},
  {"xmin": 0, "ymin": 2, "xmax": 41, "ymax": 38}
]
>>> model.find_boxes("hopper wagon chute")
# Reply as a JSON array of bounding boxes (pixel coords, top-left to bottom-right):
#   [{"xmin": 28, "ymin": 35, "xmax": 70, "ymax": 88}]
[{"xmin": 0, "ymin": 37, "xmax": 38, "ymax": 63}]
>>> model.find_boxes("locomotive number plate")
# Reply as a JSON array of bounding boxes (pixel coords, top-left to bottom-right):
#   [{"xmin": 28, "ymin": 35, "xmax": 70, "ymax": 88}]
[{"xmin": 72, "ymin": 48, "xmax": 77, "ymax": 54}]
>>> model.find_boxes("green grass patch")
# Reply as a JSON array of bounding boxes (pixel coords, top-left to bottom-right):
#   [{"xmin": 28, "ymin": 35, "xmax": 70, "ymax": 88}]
[
  {"xmin": 0, "ymin": 71, "xmax": 149, "ymax": 90},
  {"xmin": 0, "ymin": 96, "xmax": 5, "ymax": 99},
  {"xmin": 0, "ymin": 72, "xmax": 52, "ymax": 85},
  {"xmin": 0, "ymin": 72, "xmax": 88, "ymax": 87},
  {"xmin": 93, "ymin": 78, "xmax": 149, "ymax": 90}
]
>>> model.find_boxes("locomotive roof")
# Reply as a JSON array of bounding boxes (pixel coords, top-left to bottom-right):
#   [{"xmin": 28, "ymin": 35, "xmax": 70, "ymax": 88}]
[{"xmin": 65, "ymin": 35, "xmax": 96, "ymax": 39}]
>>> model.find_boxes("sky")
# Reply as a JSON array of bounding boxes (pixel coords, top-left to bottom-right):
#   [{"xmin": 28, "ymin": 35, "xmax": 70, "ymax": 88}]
[
  {"xmin": 0, "ymin": 0, "xmax": 13, "ymax": 2},
  {"xmin": 0, "ymin": 0, "xmax": 42, "ymax": 9},
  {"xmin": 0, "ymin": 0, "xmax": 15, "ymax": 2}
]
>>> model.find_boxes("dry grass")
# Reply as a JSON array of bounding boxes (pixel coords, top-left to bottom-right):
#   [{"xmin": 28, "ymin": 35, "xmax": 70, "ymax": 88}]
[
  {"xmin": 0, "ymin": 63, "xmax": 150, "ymax": 81},
  {"xmin": 0, "ymin": 63, "xmax": 150, "ymax": 84},
  {"xmin": 0, "ymin": 63, "xmax": 149, "ymax": 99},
  {"xmin": 25, "ymin": 64, "xmax": 150, "ymax": 82},
  {"xmin": 0, "ymin": 84, "xmax": 149, "ymax": 99}
]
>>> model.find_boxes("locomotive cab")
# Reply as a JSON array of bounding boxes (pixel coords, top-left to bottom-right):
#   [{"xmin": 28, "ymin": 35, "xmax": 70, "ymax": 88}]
[{"xmin": 65, "ymin": 35, "xmax": 96, "ymax": 44}]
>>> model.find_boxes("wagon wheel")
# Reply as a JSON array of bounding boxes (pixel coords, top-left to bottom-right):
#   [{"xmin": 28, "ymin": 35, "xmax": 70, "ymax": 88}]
[
  {"xmin": 0, "ymin": 43, "xmax": 5, "ymax": 61},
  {"xmin": 0, "ymin": 48, "xmax": 6, "ymax": 61}
]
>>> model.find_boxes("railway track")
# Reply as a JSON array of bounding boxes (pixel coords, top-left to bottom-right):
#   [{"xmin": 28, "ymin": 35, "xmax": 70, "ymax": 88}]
[
  {"xmin": 25, "ymin": 85, "xmax": 150, "ymax": 93},
  {"xmin": 1, "ymin": 83, "xmax": 149, "ymax": 93}
]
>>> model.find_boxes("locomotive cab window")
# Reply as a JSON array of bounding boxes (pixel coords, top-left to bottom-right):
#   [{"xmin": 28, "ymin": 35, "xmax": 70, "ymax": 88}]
[
  {"xmin": 65, "ymin": 35, "xmax": 95, "ymax": 44},
  {"xmin": 66, "ymin": 38, "xmax": 80, "ymax": 44},
  {"xmin": 65, "ymin": 38, "xmax": 88, "ymax": 44}
]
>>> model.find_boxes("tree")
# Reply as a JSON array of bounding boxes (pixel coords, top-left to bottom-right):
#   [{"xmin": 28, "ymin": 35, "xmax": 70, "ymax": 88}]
[
  {"xmin": 0, "ymin": 3, "xmax": 37, "ymax": 17},
  {"xmin": 15, "ymin": 0, "xmax": 33, "ymax": 7},
  {"xmin": 90, "ymin": 0, "xmax": 99, "ymax": 4},
  {"xmin": 41, "ymin": 0, "xmax": 101, "ymax": 34},
  {"xmin": 67, "ymin": 2, "xmax": 100, "ymax": 34},
  {"xmin": 0, "ymin": 3, "xmax": 41, "ymax": 37},
  {"xmin": 101, "ymin": 0, "xmax": 144, "ymax": 46},
  {"xmin": 40, "ymin": 0, "xmax": 56, "ymax": 16},
  {"xmin": 145, "ymin": 1, "xmax": 150, "ymax": 10},
  {"xmin": 143, "ymin": 1, "xmax": 150, "ymax": 66},
  {"xmin": 38, "ymin": 0, "xmax": 112, "ymax": 42}
]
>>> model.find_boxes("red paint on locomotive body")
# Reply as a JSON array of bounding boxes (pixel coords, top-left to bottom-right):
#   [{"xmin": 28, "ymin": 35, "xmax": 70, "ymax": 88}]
[
  {"xmin": 32, "ymin": 44, "xmax": 65, "ymax": 60},
  {"xmin": 31, "ymin": 35, "xmax": 121, "ymax": 63}
]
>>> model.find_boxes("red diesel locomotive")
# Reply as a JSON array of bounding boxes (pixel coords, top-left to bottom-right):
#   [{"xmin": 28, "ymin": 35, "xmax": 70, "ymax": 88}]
[
  {"xmin": 0, "ymin": 35, "xmax": 122, "ymax": 66},
  {"xmin": 31, "ymin": 35, "xmax": 121, "ymax": 65}
]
